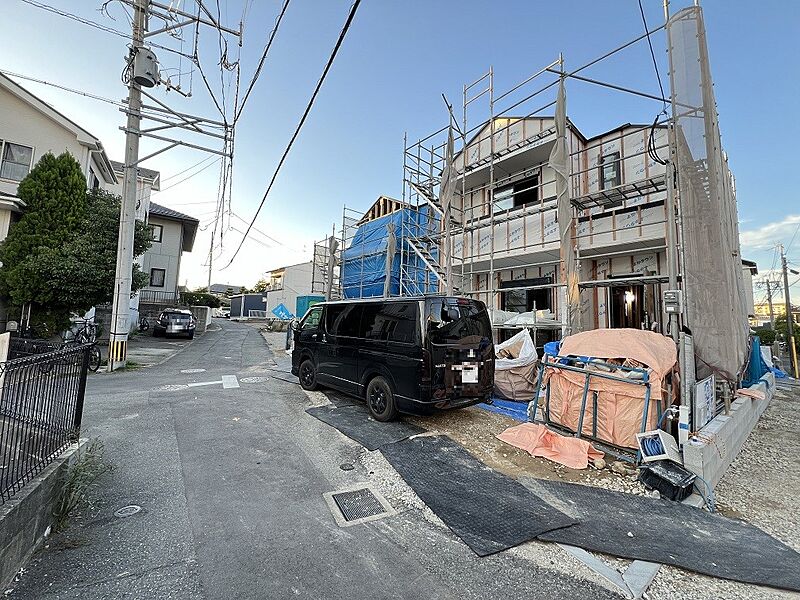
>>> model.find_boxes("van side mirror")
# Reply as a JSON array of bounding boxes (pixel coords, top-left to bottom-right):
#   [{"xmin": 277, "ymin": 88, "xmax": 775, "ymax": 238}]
[{"xmin": 290, "ymin": 319, "xmax": 300, "ymax": 332}]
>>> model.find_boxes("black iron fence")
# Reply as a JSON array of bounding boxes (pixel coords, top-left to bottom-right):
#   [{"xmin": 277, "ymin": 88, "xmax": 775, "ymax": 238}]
[
  {"xmin": 139, "ymin": 289, "xmax": 180, "ymax": 305},
  {"xmin": 0, "ymin": 342, "xmax": 90, "ymax": 503}
]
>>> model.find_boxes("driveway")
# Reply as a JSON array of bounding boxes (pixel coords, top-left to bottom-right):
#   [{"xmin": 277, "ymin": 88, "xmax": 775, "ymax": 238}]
[{"xmin": 7, "ymin": 320, "xmax": 618, "ymax": 599}]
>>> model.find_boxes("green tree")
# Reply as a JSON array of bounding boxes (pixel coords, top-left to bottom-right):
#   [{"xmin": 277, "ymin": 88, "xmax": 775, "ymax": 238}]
[
  {"xmin": 774, "ymin": 314, "xmax": 800, "ymax": 353},
  {"xmin": 252, "ymin": 278, "xmax": 268, "ymax": 293},
  {"xmin": 0, "ymin": 153, "xmax": 152, "ymax": 331}
]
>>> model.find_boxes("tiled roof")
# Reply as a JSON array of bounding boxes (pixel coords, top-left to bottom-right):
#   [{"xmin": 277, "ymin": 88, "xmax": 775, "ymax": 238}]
[
  {"xmin": 110, "ymin": 160, "xmax": 160, "ymax": 183},
  {"xmin": 148, "ymin": 201, "xmax": 199, "ymax": 223}
]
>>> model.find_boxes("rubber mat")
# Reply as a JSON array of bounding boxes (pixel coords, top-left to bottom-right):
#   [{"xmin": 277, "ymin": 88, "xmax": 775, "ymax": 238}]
[
  {"xmin": 521, "ymin": 478, "xmax": 800, "ymax": 593},
  {"xmin": 305, "ymin": 404, "xmax": 424, "ymax": 451},
  {"xmin": 322, "ymin": 390, "xmax": 360, "ymax": 408},
  {"xmin": 381, "ymin": 435, "xmax": 576, "ymax": 556}
]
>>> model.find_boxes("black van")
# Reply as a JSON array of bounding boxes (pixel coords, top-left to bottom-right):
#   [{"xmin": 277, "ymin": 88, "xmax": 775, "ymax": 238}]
[{"xmin": 291, "ymin": 296, "xmax": 494, "ymax": 421}]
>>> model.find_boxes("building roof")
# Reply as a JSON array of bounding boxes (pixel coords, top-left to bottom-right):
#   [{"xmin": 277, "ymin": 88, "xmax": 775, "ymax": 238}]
[
  {"xmin": 110, "ymin": 160, "xmax": 161, "ymax": 191},
  {"xmin": 741, "ymin": 259, "xmax": 758, "ymax": 274},
  {"xmin": 210, "ymin": 283, "xmax": 247, "ymax": 294},
  {"xmin": 148, "ymin": 201, "xmax": 198, "ymax": 252},
  {"xmin": 0, "ymin": 72, "xmax": 117, "ymax": 185}
]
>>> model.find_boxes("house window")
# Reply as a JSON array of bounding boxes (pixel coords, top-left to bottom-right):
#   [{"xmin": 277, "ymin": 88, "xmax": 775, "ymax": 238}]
[
  {"xmin": 599, "ymin": 151, "xmax": 621, "ymax": 190},
  {"xmin": 150, "ymin": 268, "xmax": 166, "ymax": 288},
  {"xmin": 494, "ymin": 174, "xmax": 539, "ymax": 211},
  {"xmin": 89, "ymin": 168, "xmax": 100, "ymax": 190},
  {"xmin": 151, "ymin": 224, "xmax": 163, "ymax": 243},
  {"xmin": 0, "ymin": 142, "xmax": 34, "ymax": 182}
]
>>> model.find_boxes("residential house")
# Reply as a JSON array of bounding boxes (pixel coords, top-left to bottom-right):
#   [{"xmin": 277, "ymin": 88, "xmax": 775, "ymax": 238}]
[
  {"xmin": 0, "ymin": 72, "xmax": 117, "ymax": 242},
  {"xmin": 137, "ymin": 202, "xmax": 198, "ymax": 305},
  {"xmin": 108, "ymin": 160, "xmax": 160, "ymax": 221},
  {"xmin": 262, "ymin": 261, "xmax": 322, "ymax": 317}
]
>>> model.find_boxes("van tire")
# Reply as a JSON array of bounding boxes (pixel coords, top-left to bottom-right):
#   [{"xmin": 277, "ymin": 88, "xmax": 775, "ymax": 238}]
[
  {"xmin": 366, "ymin": 376, "xmax": 398, "ymax": 422},
  {"xmin": 299, "ymin": 359, "xmax": 318, "ymax": 391}
]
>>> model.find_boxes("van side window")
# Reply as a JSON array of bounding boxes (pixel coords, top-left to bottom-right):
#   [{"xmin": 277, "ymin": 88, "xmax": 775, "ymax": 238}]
[
  {"xmin": 325, "ymin": 305, "xmax": 361, "ymax": 337},
  {"xmin": 360, "ymin": 302, "xmax": 417, "ymax": 343},
  {"xmin": 301, "ymin": 306, "xmax": 322, "ymax": 330}
]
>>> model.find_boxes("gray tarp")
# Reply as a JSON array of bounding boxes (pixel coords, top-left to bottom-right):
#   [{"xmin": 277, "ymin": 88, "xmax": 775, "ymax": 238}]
[
  {"xmin": 550, "ymin": 79, "xmax": 579, "ymax": 334},
  {"xmin": 667, "ymin": 7, "xmax": 748, "ymax": 381}
]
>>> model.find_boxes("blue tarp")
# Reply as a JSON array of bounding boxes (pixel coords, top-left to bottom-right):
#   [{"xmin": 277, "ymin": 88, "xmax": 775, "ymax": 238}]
[
  {"xmin": 341, "ymin": 207, "xmax": 437, "ymax": 298},
  {"xmin": 478, "ymin": 397, "xmax": 528, "ymax": 422},
  {"xmin": 271, "ymin": 303, "xmax": 294, "ymax": 320},
  {"xmin": 742, "ymin": 336, "xmax": 769, "ymax": 388}
]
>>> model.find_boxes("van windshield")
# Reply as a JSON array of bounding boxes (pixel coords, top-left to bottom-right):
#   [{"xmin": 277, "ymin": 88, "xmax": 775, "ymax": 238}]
[{"xmin": 425, "ymin": 299, "xmax": 492, "ymax": 345}]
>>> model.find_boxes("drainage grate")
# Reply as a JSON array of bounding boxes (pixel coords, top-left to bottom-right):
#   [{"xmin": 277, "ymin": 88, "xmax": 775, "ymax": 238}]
[{"xmin": 323, "ymin": 486, "xmax": 394, "ymax": 527}]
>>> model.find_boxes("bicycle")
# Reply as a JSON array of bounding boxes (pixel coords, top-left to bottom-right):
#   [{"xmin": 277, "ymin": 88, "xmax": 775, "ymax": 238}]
[{"xmin": 67, "ymin": 319, "xmax": 102, "ymax": 372}]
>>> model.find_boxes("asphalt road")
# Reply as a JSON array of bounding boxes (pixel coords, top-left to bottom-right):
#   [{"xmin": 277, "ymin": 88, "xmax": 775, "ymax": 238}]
[{"xmin": 8, "ymin": 320, "xmax": 619, "ymax": 599}]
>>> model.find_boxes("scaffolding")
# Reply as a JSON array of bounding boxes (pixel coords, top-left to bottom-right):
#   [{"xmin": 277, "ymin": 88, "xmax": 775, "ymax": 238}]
[{"xmin": 398, "ymin": 25, "xmax": 679, "ymax": 337}]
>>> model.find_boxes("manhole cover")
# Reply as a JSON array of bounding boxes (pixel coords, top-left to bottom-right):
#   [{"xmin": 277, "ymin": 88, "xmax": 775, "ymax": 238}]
[
  {"xmin": 324, "ymin": 486, "xmax": 394, "ymax": 527},
  {"xmin": 240, "ymin": 376, "xmax": 269, "ymax": 383},
  {"xmin": 114, "ymin": 505, "xmax": 142, "ymax": 518},
  {"xmin": 180, "ymin": 368, "xmax": 206, "ymax": 374}
]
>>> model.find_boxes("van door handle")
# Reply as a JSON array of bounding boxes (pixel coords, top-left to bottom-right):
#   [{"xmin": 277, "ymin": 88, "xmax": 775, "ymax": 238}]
[{"xmin": 311, "ymin": 333, "xmax": 318, "ymax": 340}]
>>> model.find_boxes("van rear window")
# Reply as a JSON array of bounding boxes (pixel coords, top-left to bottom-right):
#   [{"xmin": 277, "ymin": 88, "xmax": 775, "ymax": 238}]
[{"xmin": 426, "ymin": 299, "xmax": 492, "ymax": 345}]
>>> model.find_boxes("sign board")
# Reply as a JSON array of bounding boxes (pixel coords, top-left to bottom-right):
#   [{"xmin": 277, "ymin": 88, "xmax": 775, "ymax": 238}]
[{"xmin": 694, "ymin": 374, "xmax": 716, "ymax": 431}]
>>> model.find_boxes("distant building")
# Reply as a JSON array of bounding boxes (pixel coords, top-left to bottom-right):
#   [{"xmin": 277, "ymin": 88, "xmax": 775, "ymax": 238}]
[
  {"xmin": 209, "ymin": 283, "xmax": 247, "ymax": 298},
  {"xmin": 262, "ymin": 261, "xmax": 323, "ymax": 317}
]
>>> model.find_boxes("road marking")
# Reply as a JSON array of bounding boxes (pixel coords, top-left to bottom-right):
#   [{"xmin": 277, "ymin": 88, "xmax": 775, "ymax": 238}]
[
  {"xmin": 222, "ymin": 375, "xmax": 240, "ymax": 389},
  {"xmin": 181, "ymin": 368, "xmax": 206, "ymax": 374},
  {"xmin": 187, "ymin": 380, "xmax": 222, "ymax": 388}
]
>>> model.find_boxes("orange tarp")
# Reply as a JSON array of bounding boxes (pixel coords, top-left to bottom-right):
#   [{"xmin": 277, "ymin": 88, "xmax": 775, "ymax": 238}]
[
  {"xmin": 544, "ymin": 329, "xmax": 677, "ymax": 449},
  {"xmin": 497, "ymin": 422, "xmax": 604, "ymax": 470}
]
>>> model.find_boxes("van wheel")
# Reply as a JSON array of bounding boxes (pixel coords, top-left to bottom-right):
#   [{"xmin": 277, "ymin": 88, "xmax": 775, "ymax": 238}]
[
  {"xmin": 299, "ymin": 359, "xmax": 318, "ymax": 391},
  {"xmin": 366, "ymin": 376, "xmax": 398, "ymax": 422}
]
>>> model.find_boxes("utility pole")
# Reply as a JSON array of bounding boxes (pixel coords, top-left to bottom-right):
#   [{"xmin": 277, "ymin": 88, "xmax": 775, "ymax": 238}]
[
  {"xmin": 781, "ymin": 245, "xmax": 799, "ymax": 378},
  {"xmin": 108, "ymin": 0, "xmax": 149, "ymax": 371},
  {"xmin": 765, "ymin": 279, "xmax": 775, "ymax": 328}
]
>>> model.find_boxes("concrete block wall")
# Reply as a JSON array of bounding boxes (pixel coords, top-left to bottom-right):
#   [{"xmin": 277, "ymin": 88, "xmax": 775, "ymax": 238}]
[
  {"xmin": 683, "ymin": 373, "xmax": 775, "ymax": 489},
  {"xmin": 189, "ymin": 306, "xmax": 211, "ymax": 333},
  {"xmin": 0, "ymin": 440, "xmax": 87, "ymax": 589}
]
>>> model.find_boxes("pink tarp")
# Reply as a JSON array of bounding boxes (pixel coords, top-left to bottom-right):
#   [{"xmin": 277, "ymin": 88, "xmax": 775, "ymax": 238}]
[
  {"xmin": 544, "ymin": 329, "xmax": 677, "ymax": 449},
  {"xmin": 497, "ymin": 422, "xmax": 604, "ymax": 470}
]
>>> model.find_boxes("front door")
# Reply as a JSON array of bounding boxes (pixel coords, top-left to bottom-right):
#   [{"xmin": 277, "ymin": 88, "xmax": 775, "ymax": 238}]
[{"xmin": 609, "ymin": 284, "xmax": 645, "ymax": 329}]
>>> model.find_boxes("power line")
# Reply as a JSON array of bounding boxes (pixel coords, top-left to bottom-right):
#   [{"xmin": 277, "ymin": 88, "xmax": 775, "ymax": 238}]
[
  {"xmin": 20, "ymin": 0, "xmax": 194, "ymax": 60},
  {"xmin": 235, "ymin": 0, "xmax": 291, "ymax": 122},
  {"xmin": 156, "ymin": 156, "xmax": 222, "ymax": 193},
  {"xmin": 637, "ymin": 0, "xmax": 667, "ymax": 109},
  {"xmin": 223, "ymin": 0, "xmax": 362, "ymax": 269},
  {"xmin": 0, "ymin": 68, "xmax": 126, "ymax": 107},
  {"xmin": 160, "ymin": 154, "xmax": 218, "ymax": 183}
]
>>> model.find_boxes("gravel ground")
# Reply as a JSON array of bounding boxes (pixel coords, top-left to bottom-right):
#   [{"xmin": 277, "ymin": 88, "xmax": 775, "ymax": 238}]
[{"xmin": 263, "ymin": 329, "xmax": 800, "ymax": 598}]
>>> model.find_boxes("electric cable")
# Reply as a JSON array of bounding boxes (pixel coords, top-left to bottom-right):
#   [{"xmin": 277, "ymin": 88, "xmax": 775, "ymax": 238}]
[
  {"xmin": 235, "ymin": 0, "xmax": 291, "ymax": 122},
  {"xmin": 638, "ymin": 0, "xmax": 669, "ymax": 166},
  {"xmin": 155, "ymin": 157, "xmax": 222, "ymax": 193},
  {"xmin": 222, "ymin": 0, "xmax": 363, "ymax": 269},
  {"xmin": 21, "ymin": 0, "xmax": 194, "ymax": 59}
]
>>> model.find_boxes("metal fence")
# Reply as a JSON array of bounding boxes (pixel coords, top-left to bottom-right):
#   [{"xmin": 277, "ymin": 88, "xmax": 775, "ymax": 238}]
[
  {"xmin": 0, "ymin": 342, "xmax": 90, "ymax": 503},
  {"xmin": 139, "ymin": 289, "xmax": 180, "ymax": 305}
]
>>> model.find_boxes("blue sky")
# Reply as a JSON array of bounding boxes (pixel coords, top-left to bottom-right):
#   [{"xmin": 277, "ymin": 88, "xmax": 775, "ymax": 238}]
[{"xmin": 2, "ymin": 1, "xmax": 798, "ymax": 305}]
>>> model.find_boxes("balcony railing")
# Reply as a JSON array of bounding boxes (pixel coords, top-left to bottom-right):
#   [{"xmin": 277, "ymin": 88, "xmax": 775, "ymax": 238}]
[{"xmin": 138, "ymin": 289, "xmax": 180, "ymax": 305}]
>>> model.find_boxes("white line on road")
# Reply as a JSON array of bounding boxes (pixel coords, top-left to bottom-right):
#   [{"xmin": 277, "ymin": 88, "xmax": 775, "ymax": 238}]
[
  {"xmin": 186, "ymin": 380, "xmax": 222, "ymax": 388},
  {"xmin": 222, "ymin": 375, "xmax": 240, "ymax": 389}
]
